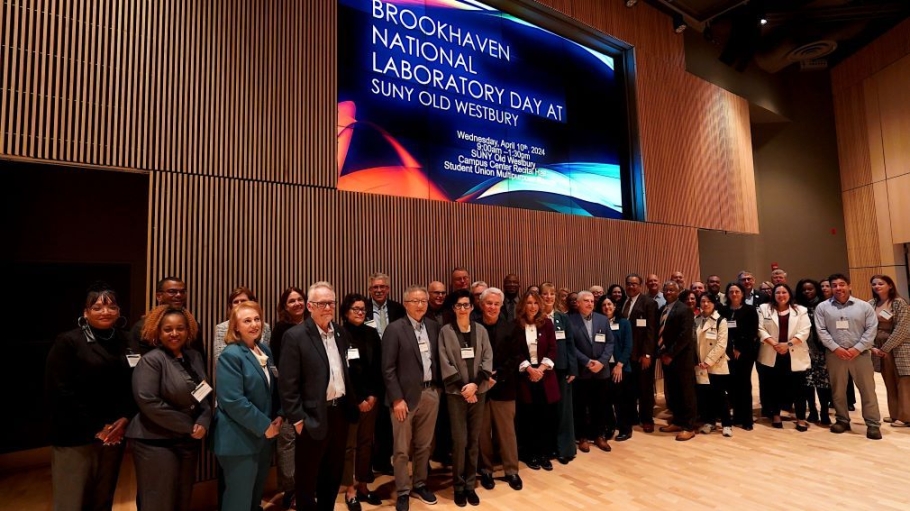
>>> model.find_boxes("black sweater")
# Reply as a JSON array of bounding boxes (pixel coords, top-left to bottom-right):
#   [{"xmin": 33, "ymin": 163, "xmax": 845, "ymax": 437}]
[{"xmin": 342, "ymin": 321, "xmax": 384, "ymax": 403}]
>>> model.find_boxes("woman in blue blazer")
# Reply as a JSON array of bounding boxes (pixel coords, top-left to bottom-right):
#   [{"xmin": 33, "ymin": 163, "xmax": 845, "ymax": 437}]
[{"xmin": 214, "ymin": 301, "xmax": 282, "ymax": 511}]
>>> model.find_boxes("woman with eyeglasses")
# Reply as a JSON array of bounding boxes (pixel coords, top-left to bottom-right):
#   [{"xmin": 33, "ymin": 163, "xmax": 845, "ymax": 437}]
[
  {"xmin": 126, "ymin": 305, "xmax": 212, "ymax": 511},
  {"xmin": 438, "ymin": 289, "xmax": 493, "ymax": 506},
  {"xmin": 46, "ymin": 283, "xmax": 136, "ymax": 511},
  {"xmin": 869, "ymin": 274, "xmax": 910, "ymax": 427},
  {"xmin": 757, "ymin": 284, "xmax": 812, "ymax": 431},
  {"xmin": 339, "ymin": 294, "xmax": 384, "ymax": 511}
]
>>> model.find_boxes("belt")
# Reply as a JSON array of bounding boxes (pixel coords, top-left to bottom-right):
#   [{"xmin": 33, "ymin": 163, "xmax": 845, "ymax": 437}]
[
  {"xmin": 421, "ymin": 381, "xmax": 434, "ymax": 389},
  {"xmin": 327, "ymin": 397, "xmax": 343, "ymax": 407}
]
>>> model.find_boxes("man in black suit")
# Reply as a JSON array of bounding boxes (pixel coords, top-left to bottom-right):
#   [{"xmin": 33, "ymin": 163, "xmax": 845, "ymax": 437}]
[
  {"xmin": 366, "ymin": 272, "xmax": 406, "ymax": 338},
  {"xmin": 279, "ymin": 282, "xmax": 358, "ymax": 511},
  {"xmin": 382, "ymin": 285, "xmax": 441, "ymax": 511},
  {"xmin": 738, "ymin": 270, "xmax": 766, "ymax": 307},
  {"xmin": 621, "ymin": 273, "xmax": 659, "ymax": 436},
  {"xmin": 657, "ymin": 282, "xmax": 697, "ymax": 441}
]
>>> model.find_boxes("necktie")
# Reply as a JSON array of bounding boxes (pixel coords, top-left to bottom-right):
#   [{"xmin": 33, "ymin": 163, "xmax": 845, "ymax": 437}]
[
  {"xmin": 622, "ymin": 297, "xmax": 632, "ymax": 319},
  {"xmin": 377, "ymin": 306, "xmax": 387, "ymax": 332},
  {"xmin": 658, "ymin": 305, "xmax": 671, "ymax": 344}
]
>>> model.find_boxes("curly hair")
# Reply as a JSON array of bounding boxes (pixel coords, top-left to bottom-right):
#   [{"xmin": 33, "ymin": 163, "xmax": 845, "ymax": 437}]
[{"xmin": 141, "ymin": 305, "xmax": 199, "ymax": 345}]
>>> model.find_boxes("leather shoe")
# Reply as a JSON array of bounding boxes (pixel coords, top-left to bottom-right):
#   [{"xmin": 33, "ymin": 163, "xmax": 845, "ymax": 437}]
[
  {"xmin": 675, "ymin": 430, "xmax": 696, "ymax": 441},
  {"xmin": 479, "ymin": 473, "xmax": 495, "ymax": 490},
  {"xmin": 396, "ymin": 495, "xmax": 410, "ymax": 511},
  {"xmin": 830, "ymin": 422, "xmax": 852, "ymax": 434},
  {"xmin": 357, "ymin": 491, "xmax": 382, "ymax": 506},
  {"xmin": 594, "ymin": 436, "xmax": 612, "ymax": 452},
  {"xmin": 454, "ymin": 491, "xmax": 467, "ymax": 508},
  {"xmin": 557, "ymin": 456, "xmax": 572, "ymax": 465},
  {"xmin": 507, "ymin": 474, "xmax": 523, "ymax": 491},
  {"xmin": 578, "ymin": 439, "xmax": 591, "ymax": 453},
  {"xmin": 641, "ymin": 423, "xmax": 654, "ymax": 433},
  {"xmin": 603, "ymin": 428, "xmax": 615, "ymax": 441},
  {"xmin": 659, "ymin": 424, "xmax": 683, "ymax": 433},
  {"xmin": 867, "ymin": 426, "xmax": 882, "ymax": 440},
  {"xmin": 526, "ymin": 457, "xmax": 541, "ymax": 470},
  {"xmin": 346, "ymin": 496, "xmax": 362, "ymax": 511},
  {"xmin": 539, "ymin": 457, "xmax": 553, "ymax": 471},
  {"xmin": 466, "ymin": 491, "xmax": 480, "ymax": 506},
  {"xmin": 615, "ymin": 432, "xmax": 632, "ymax": 442}
]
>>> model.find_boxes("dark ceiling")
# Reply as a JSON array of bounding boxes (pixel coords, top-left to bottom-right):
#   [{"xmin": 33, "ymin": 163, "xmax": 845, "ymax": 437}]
[{"xmin": 641, "ymin": 0, "xmax": 910, "ymax": 72}]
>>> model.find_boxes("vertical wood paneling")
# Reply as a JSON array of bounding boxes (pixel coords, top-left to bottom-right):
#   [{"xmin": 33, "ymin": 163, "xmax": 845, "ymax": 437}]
[{"xmin": 841, "ymin": 186, "xmax": 879, "ymax": 269}]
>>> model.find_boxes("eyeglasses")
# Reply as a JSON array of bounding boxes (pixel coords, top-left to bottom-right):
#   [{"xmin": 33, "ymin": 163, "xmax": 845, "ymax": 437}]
[
  {"xmin": 309, "ymin": 301, "xmax": 336, "ymax": 309},
  {"xmin": 350, "ymin": 307, "xmax": 366, "ymax": 313},
  {"xmin": 453, "ymin": 303, "xmax": 472, "ymax": 310},
  {"xmin": 405, "ymin": 300, "xmax": 429, "ymax": 305},
  {"xmin": 163, "ymin": 289, "xmax": 186, "ymax": 296}
]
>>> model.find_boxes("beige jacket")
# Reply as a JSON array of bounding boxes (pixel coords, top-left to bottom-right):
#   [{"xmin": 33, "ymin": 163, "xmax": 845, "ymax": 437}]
[
  {"xmin": 757, "ymin": 304, "xmax": 812, "ymax": 371},
  {"xmin": 695, "ymin": 311, "xmax": 729, "ymax": 375}
]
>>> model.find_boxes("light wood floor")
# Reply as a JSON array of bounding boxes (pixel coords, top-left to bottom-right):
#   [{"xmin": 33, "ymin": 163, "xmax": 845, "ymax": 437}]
[{"xmin": 3, "ymin": 373, "xmax": 908, "ymax": 510}]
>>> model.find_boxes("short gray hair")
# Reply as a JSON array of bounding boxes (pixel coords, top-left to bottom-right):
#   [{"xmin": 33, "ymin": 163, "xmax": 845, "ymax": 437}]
[
  {"xmin": 403, "ymin": 285, "xmax": 428, "ymax": 301},
  {"xmin": 577, "ymin": 290, "xmax": 594, "ymax": 301},
  {"xmin": 307, "ymin": 281, "xmax": 335, "ymax": 301},
  {"xmin": 662, "ymin": 281, "xmax": 679, "ymax": 291},
  {"xmin": 480, "ymin": 287, "xmax": 504, "ymax": 302}
]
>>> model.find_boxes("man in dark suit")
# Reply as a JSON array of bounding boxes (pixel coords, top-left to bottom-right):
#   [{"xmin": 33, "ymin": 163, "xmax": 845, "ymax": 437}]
[
  {"xmin": 738, "ymin": 270, "xmax": 766, "ymax": 307},
  {"xmin": 279, "ymin": 282, "xmax": 359, "ymax": 511},
  {"xmin": 129, "ymin": 276, "xmax": 208, "ymax": 364},
  {"xmin": 569, "ymin": 291, "xmax": 615, "ymax": 452},
  {"xmin": 622, "ymin": 273, "xmax": 659, "ymax": 435},
  {"xmin": 366, "ymin": 272, "xmax": 406, "ymax": 338},
  {"xmin": 382, "ymin": 285, "xmax": 441, "ymax": 511},
  {"xmin": 657, "ymin": 282, "xmax": 697, "ymax": 441}
]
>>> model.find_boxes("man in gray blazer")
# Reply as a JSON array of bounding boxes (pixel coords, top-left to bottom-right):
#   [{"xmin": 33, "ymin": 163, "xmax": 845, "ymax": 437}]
[{"xmin": 382, "ymin": 285, "xmax": 441, "ymax": 511}]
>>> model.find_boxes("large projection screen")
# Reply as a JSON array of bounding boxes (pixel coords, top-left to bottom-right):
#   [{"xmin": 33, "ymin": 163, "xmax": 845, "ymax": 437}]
[{"xmin": 338, "ymin": 0, "xmax": 635, "ymax": 219}]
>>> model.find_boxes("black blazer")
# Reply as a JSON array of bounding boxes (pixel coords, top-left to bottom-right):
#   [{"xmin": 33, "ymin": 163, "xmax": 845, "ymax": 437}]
[
  {"xmin": 342, "ymin": 320, "xmax": 384, "ymax": 403},
  {"xmin": 720, "ymin": 304, "xmax": 759, "ymax": 356},
  {"xmin": 366, "ymin": 299, "xmax": 406, "ymax": 325},
  {"xmin": 382, "ymin": 316, "xmax": 441, "ymax": 410},
  {"xmin": 278, "ymin": 318, "xmax": 359, "ymax": 441},
  {"xmin": 479, "ymin": 315, "xmax": 521, "ymax": 401},
  {"xmin": 624, "ymin": 294, "xmax": 659, "ymax": 360},
  {"xmin": 659, "ymin": 300, "xmax": 695, "ymax": 365}
]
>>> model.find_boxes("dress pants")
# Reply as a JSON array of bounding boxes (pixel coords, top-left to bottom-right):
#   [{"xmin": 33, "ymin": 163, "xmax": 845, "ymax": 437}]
[
  {"xmin": 664, "ymin": 360, "xmax": 697, "ymax": 430},
  {"xmin": 826, "ymin": 351, "xmax": 881, "ymax": 427},
  {"xmin": 730, "ymin": 347, "xmax": 757, "ymax": 427},
  {"xmin": 881, "ymin": 354, "xmax": 910, "ymax": 422},
  {"xmin": 372, "ymin": 402, "xmax": 394, "ymax": 471},
  {"xmin": 218, "ymin": 445, "xmax": 273, "ymax": 511},
  {"xmin": 479, "ymin": 399, "xmax": 519, "ymax": 476},
  {"xmin": 766, "ymin": 355, "xmax": 807, "ymax": 419},
  {"xmin": 295, "ymin": 405, "xmax": 350, "ymax": 511},
  {"xmin": 573, "ymin": 378, "xmax": 609, "ymax": 440},
  {"xmin": 696, "ymin": 374, "xmax": 733, "ymax": 427},
  {"xmin": 554, "ymin": 370, "xmax": 577, "ymax": 457},
  {"xmin": 342, "ymin": 406, "xmax": 378, "ymax": 486},
  {"xmin": 51, "ymin": 443, "xmax": 125, "ymax": 511},
  {"xmin": 131, "ymin": 439, "xmax": 199, "ymax": 511},
  {"xmin": 447, "ymin": 393, "xmax": 486, "ymax": 492},
  {"xmin": 276, "ymin": 420, "xmax": 297, "ymax": 494},
  {"xmin": 516, "ymin": 393, "xmax": 556, "ymax": 461},
  {"xmin": 632, "ymin": 360, "xmax": 656, "ymax": 425},
  {"xmin": 606, "ymin": 368, "xmax": 633, "ymax": 434},
  {"xmin": 391, "ymin": 387, "xmax": 440, "ymax": 496}
]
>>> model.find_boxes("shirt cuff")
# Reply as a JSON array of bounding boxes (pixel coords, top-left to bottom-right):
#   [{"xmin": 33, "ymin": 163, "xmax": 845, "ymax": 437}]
[
  {"xmin": 541, "ymin": 358, "xmax": 555, "ymax": 369},
  {"xmin": 519, "ymin": 360, "xmax": 530, "ymax": 372}
]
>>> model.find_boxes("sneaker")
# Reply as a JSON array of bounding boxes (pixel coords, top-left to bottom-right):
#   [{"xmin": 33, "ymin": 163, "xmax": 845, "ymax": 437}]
[
  {"xmin": 412, "ymin": 486, "xmax": 437, "ymax": 505},
  {"xmin": 867, "ymin": 426, "xmax": 883, "ymax": 440},
  {"xmin": 466, "ymin": 491, "xmax": 480, "ymax": 506},
  {"xmin": 700, "ymin": 424, "xmax": 714, "ymax": 434},
  {"xmin": 396, "ymin": 495, "xmax": 410, "ymax": 511},
  {"xmin": 722, "ymin": 426, "xmax": 733, "ymax": 437}
]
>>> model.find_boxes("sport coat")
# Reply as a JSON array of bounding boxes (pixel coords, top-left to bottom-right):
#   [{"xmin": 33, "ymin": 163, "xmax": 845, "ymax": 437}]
[
  {"xmin": 366, "ymin": 298, "xmax": 406, "ymax": 326},
  {"xmin": 569, "ymin": 312, "xmax": 614, "ymax": 379},
  {"xmin": 623, "ymin": 294, "xmax": 659, "ymax": 360},
  {"xmin": 660, "ymin": 300, "xmax": 695, "ymax": 363},
  {"xmin": 479, "ymin": 315, "xmax": 521, "ymax": 401},
  {"xmin": 757, "ymin": 304, "xmax": 812, "ymax": 371},
  {"xmin": 278, "ymin": 318, "xmax": 358, "ymax": 441},
  {"xmin": 514, "ymin": 319, "xmax": 560, "ymax": 404},
  {"xmin": 438, "ymin": 322, "xmax": 494, "ymax": 395},
  {"xmin": 551, "ymin": 311, "xmax": 578, "ymax": 377},
  {"xmin": 382, "ymin": 315, "xmax": 441, "ymax": 410},
  {"xmin": 213, "ymin": 342, "xmax": 277, "ymax": 456}
]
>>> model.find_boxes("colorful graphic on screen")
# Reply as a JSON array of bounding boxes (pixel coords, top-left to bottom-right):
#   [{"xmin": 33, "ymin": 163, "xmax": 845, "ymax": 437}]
[{"xmin": 338, "ymin": 0, "xmax": 627, "ymax": 218}]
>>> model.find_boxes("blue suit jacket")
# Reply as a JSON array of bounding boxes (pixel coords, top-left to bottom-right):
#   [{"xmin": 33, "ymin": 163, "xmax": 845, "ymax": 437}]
[
  {"xmin": 213, "ymin": 342, "xmax": 276, "ymax": 457},
  {"xmin": 569, "ymin": 312, "xmax": 615, "ymax": 379}
]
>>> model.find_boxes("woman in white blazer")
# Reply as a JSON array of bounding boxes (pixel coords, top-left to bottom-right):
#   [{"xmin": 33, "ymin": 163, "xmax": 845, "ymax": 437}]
[
  {"xmin": 695, "ymin": 295, "xmax": 733, "ymax": 436},
  {"xmin": 757, "ymin": 284, "xmax": 812, "ymax": 431}
]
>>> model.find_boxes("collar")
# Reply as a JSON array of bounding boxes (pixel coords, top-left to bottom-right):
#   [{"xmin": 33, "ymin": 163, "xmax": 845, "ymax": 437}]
[
  {"xmin": 830, "ymin": 296, "xmax": 854, "ymax": 306},
  {"xmin": 407, "ymin": 315, "xmax": 424, "ymax": 331},
  {"xmin": 372, "ymin": 299, "xmax": 387, "ymax": 310},
  {"xmin": 582, "ymin": 313, "xmax": 593, "ymax": 321},
  {"xmin": 316, "ymin": 322, "xmax": 334, "ymax": 338}
]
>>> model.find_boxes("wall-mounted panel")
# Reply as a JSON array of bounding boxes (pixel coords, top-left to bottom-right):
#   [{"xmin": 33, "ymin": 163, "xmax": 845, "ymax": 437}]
[
  {"xmin": 840, "ymin": 185, "xmax": 879, "ymax": 269},
  {"xmin": 833, "ymin": 84, "xmax": 872, "ymax": 191},
  {"xmin": 887, "ymin": 173, "xmax": 910, "ymax": 244},
  {"xmin": 876, "ymin": 54, "xmax": 910, "ymax": 180}
]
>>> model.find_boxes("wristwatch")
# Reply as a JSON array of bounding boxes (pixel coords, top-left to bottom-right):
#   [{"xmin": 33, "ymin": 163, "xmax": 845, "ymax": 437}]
[{"xmin": 787, "ymin": 341, "xmax": 794, "ymax": 347}]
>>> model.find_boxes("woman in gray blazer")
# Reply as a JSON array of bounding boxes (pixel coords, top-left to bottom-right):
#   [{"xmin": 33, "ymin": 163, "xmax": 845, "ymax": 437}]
[
  {"xmin": 125, "ymin": 305, "xmax": 212, "ymax": 511},
  {"xmin": 438, "ymin": 290, "xmax": 493, "ymax": 507}
]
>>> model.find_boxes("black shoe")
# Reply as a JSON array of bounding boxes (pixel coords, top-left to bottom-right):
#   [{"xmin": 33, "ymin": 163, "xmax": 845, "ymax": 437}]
[
  {"xmin": 795, "ymin": 423, "xmax": 809, "ymax": 432},
  {"xmin": 557, "ymin": 456, "xmax": 572, "ymax": 465},
  {"xmin": 741, "ymin": 424, "xmax": 753, "ymax": 431},
  {"xmin": 772, "ymin": 421, "xmax": 783, "ymax": 429},
  {"xmin": 603, "ymin": 428, "xmax": 615, "ymax": 441},
  {"xmin": 479, "ymin": 473, "xmax": 495, "ymax": 490},
  {"xmin": 412, "ymin": 486, "xmax": 437, "ymax": 505},
  {"xmin": 867, "ymin": 426, "xmax": 882, "ymax": 440},
  {"xmin": 807, "ymin": 411, "xmax": 819, "ymax": 423},
  {"xmin": 454, "ymin": 491, "xmax": 467, "ymax": 508},
  {"xmin": 357, "ymin": 491, "xmax": 382, "ymax": 506},
  {"xmin": 830, "ymin": 422, "xmax": 852, "ymax": 434},
  {"xmin": 466, "ymin": 491, "xmax": 480, "ymax": 506},
  {"xmin": 540, "ymin": 458, "xmax": 553, "ymax": 471},
  {"xmin": 281, "ymin": 491, "xmax": 295, "ymax": 510},
  {"xmin": 615, "ymin": 432, "xmax": 632, "ymax": 442},
  {"xmin": 507, "ymin": 474, "xmax": 523, "ymax": 491},
  {"xmin": 346, "ymin": 496, "xmax": 362, "ymax": 511},
  {"xmin": 526, "ymin": 457, "xmax": 541, "ymax": 470},
  {"xmin": 396, "ymin": 495, "xmax": 410, "ymax": 511}
]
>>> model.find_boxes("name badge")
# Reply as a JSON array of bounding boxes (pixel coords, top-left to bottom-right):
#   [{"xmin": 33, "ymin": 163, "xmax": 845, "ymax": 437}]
[
  {"xmin": 836, "ymin": 320, "xmax": 850, "ymax": 330},
  {"xmin": 880, "ymin": 309, "xmax": 893, "ymax": 320},
  {"xmin": 610, "ymin": 323, "xmax": 619, "ymax": 331},
  {"xmin": 365, "ymin": 319, "xmax": 377, "ymax": 328},
  {"xmin": 555, "ymin": 330, "xmax": 566, "ymax": 340},
  {"xmin": 595, "ymin": 333, "xmax": 607, "ymax": 343},
  {"xmin": 419, "ymin": 341, "xmax": 429, "ymax": 353},
  {"xmin": 706, "ymin": 329, "xmax": 717, "ymax": 340},
  {"xmin": 636, "ymin": 319, "xmax": 647, "ymax": 327},
  {"xmin": 347, "ymin": 348, "xmax": 360, "ymax": 360},
  {"xmin": 461, "ymin": 347, "xmax": 475, "ymax": 359},
  {"xmin": 126, "ymin": 354, "xmax": 141, "ymax": 367},
  {"xmin": 727, "ymin": 320, "xmax": 737, "ymax": 329},
  {"xmin": 192, "ymin": 380, "xmax": 213, "ymax": 402}
]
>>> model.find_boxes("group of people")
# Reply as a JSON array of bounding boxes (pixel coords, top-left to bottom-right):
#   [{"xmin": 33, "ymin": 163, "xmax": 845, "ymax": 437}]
[{"xmin": 45, "ymin": 267, "xmax": 909, "ymax": 511}]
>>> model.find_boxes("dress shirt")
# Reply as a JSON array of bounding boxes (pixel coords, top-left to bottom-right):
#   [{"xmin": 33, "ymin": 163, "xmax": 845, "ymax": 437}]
[
  {"xmin": 583, "ymin": 314, "xmax": 594, "ymax": 340},
  {"xmin": 650, "ymin": 292, "xmax": 666, "ymax": 309},
  {"xmin": 317, "ymin": 323, "xmax": 347, "ymax": 400},
  {"xmin": 815, "ymin": 296, "xmax": 878, "ymax": 352},
  {"xmin": 372, "ymin": 299, "xmax": 390, "ymax": 336},
  {"xmin": 623, "ymin": 294, "xmax": 638, "ymax": 318},
  {"xmin": 407, "ymin": 316, "xmax": 433, "ymax": 382},
  {"xmin": 519, "ymin": 324, "xmax": 554, "ymax": 370}
]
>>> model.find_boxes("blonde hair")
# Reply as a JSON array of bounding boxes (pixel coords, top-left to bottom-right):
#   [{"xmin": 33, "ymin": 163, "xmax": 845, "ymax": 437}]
[{"xmin": 225, "ymin": 301, "xmax": 263, "ymax": 345}]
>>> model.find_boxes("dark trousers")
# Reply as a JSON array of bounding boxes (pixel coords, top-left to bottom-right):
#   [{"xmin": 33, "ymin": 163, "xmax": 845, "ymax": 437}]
[
  {"xmin": 554, "ymin": 370, "xmax": 576, "ymax": 458},
  {"xmin": 132, "ymin": 439, "xmax": 199, "ymax": 511},
  {"xmin": 342, "ymin": 406, "xmax": 378, "ymax": 486},
  {"xmin": 632, "ymin": 360, "xmax": 656, "ymax": 425},
  {"xmin": 665, "ymin": 360, "xmax": 697, "ymax": 430},
  {"xmin": 696, "ymin": 374, "xmax": 732, "ymax": 427},
  {"xmin": 731, "ymin": 348, "xmax": 757, "ymax": 426},
  {"xmin": 51, "ymin": 443, "xmax": 125, "ymax": 511},
  {"xmin": 607, "ymin": 368, "xmax": 634, "ymax": 434},
  {"xmin": 433, "ymin": 392, "xmax": 453, "ymax": 463},
  {"xmin": 516, "ymin": 386, "xmax": 556, "ymax": 460},
  {"xmin": 573, "ymin": 378, "xmax": 609, "ymax": 440},
  {"xmin": 757, "ymin": 362, "xmax": 772, "ymax": 417},
  {"xmin": 447, "ymin": 393, "xmax": 486, "ymax": 492},
  {"xmin": 295, "ymin": 406, "xmax": 350, "ymax": 511},
  {"xmin": 767, "ymin": 356, "xmax": 807, "ymax": 420},
  {"xmin": 372, "ymin": 402, "xmax": 393, "ymax": 471},
  {"xmin": 806, "ymin": 386, "xmax": 832, "ymax": 417},
  {"xmin": 218, "ymin": 446, "xmax": 273, "ymax": 511}
]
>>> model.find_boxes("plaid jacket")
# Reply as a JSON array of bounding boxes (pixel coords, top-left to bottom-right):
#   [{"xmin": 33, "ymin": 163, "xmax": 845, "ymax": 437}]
[{"xmin": 872, "ymin": 297, "xmax": 910, "ymax": 376}]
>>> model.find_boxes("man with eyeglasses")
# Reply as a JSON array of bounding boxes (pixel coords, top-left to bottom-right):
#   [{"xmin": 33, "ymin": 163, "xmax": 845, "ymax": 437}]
[
  {"xmin": 382, "ymin": 286, "xmax": 442, "ymax": 511},
  {"xmin": 366, "ymin": 272, "xmax": 405, "ymax": 338},
  {"xmin": 129, "ymin": 276, "xmax": 207, "ymax": 363},
  {"xmin": 279, "ymin": 282, "xmax": 359, "ymax": 511},
  {"xmin": 738, "ymin": 270, "xmax": 766, "ymax": 307},
  {"xmin": 622, "ymin": 273, "xmax": 659, "ymax": 434},
  {"xmin": 469, "ymin": 281, "xmax": 488, "ymax": 321},
  {"xmin": 426, "ymin": 281, "xmax": 447, "ymax": 325}
]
